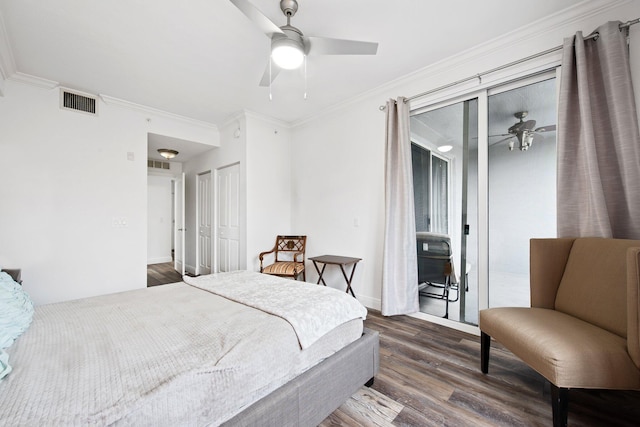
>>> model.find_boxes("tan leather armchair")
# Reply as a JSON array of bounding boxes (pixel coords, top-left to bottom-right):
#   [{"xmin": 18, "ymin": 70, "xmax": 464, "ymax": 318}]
[{"xmin": 480, "ymin": 238, "xmax": 640, "ymax": 427}]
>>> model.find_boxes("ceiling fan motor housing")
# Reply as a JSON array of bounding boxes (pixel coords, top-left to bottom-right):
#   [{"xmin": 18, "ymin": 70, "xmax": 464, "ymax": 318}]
[{"xmin": 280, "ymin": 0, "xmax": 298, "ymax": 17}]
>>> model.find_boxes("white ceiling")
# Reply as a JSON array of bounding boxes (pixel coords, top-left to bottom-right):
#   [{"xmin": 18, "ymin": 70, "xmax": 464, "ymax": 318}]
[{"xmin": 0, "ymin": 0, "xmax": 583, "ymax": 127}]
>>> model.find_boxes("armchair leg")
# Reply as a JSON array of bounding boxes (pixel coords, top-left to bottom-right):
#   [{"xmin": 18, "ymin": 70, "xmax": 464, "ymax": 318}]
[
  {"xmin": 550, "ymin": 384, "xmax": 569, "ymax": 427},
  {"xmin": 480, "ymin": 332, "xmax": 490, "ymax": 374}
]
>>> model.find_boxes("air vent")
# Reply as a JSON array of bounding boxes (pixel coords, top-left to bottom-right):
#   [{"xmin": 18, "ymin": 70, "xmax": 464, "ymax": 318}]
[
  {"xmin": 60, "ymin": 89, "xmax": 98, "ymax": 115},
  {"xmin": 148, "ymin": 160, "xmax": 171, "ymax": 170}
]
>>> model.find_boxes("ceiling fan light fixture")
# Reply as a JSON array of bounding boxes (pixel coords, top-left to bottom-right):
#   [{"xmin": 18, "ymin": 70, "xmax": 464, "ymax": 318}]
[
  {"xmin": 271, "ymin": 36, "xmax": 304, "ymax": 69},
  {"xmin": 158, "ymin": 149, "xmax": 178, "ymax": 159},
  {"xmin": 437, "ymin": 144, "xmax": 453, "ymax": 153}
]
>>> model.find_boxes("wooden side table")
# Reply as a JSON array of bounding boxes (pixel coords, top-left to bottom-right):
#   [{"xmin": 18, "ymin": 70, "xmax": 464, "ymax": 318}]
[{"xmin": 309, "ymin": 255, "xmax": 361, "ymax": 298}]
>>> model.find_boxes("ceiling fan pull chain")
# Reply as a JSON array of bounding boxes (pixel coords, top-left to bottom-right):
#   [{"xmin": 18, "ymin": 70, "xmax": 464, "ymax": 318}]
[
  {"xmin": 269, "ymin": 57, "xmax": 273, "ymax": 101},
  {"xmin": 303, "ymin": 55, "xmax": 307, "ymax": 100}
]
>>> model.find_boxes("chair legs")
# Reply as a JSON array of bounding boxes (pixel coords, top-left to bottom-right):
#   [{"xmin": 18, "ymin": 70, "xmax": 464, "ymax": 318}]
[
  {"xmin": 480, "ymin": 331, "xmax": 490, "ymax": 374},
  {"xmin": 550, "ymin": 384, "xmax": 569, "ymax": 427},
  {"xmin": 481, "ymin": 331, "xmax": 569, "ymax": 427}
]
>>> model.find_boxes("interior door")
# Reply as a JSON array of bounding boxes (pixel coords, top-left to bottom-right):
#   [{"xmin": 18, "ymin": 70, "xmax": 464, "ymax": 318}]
[
  {"xmin": 197, "ymin": 171, "xmax": 212, "ymax": 275},
  {"xmin": 173, "ymin": 172, "xmax": 185, "ymax": 276},
  {"xmin": 216, "ymin": 163, "xmax": 240, "ymax": 272}
]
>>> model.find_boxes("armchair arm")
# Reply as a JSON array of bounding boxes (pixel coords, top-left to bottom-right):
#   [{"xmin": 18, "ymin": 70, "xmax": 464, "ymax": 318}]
[
  {"xmin": 529, "ymin": 238, "xmax": 575, "ymax": 309},
  {"xmin": 627, "ymin": 247, "xmax": 640, "ymax": 368},
  {"xmin": 258, "ymin": 246, "xmax": 277, "ymax": 271},
  {"xmin": 293, "ymin": 252, "xmax": 305, "ymax": 263}
]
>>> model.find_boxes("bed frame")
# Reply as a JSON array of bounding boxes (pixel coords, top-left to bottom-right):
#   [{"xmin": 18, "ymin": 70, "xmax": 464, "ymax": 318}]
[{"xmin": 222, "ymin": 328, "xmax": 380, "ymax": 426}]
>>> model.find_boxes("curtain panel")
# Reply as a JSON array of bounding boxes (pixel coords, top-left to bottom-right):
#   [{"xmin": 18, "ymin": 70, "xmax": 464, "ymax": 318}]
[
  {"xmin": 382, "ymin": 97, "xmax": 419, "ymax": 316},
  {"xmin": 558, "ymin": 21, "xmax": 640, "ymax": 239}
]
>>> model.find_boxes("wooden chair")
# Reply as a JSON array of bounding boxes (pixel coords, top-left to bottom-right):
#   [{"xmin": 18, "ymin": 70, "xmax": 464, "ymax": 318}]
[
  {"xmin": 480, "ymin": 237, "xmax": 640, "ymax": 427},
  {"xmin": 259, "ymin": 235, "xmax": 307, "ymax": 281}
]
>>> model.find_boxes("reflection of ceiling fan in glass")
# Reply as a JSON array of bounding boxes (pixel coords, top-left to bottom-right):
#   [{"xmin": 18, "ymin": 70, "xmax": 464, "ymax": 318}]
[{"xmin": 491, "ymin": 111, "xmax": 556, "ymax": 151}]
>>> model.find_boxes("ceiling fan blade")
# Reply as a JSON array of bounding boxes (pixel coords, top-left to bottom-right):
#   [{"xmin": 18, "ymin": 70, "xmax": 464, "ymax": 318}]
[
  {"xmin": 258, "ymin": 61, "xmax": 281, "ymax": 87},
  {"xmin": 490, "ymin": 135, "xmax": 515, "ymax": 146},
  {"xmin": 230, "ymin": 0, "xmax": 284, "ymax": 37},
  {"xmin": 305, "ymin": 36, "xmax": 378, "ymax": 55},
  {"xmin": 534, "ymin": 124, "xmax": 556, "ymax": 132}
]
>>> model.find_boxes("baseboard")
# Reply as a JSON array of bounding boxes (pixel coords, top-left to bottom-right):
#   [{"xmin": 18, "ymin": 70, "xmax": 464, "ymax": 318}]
[
  {"xmin": 358, "ymin": 294, "xmax": 381, "ymax": 311},
  {"xmin": 185, "ymin": 264, "xmax": 197, "ymax": 275},
  {"xmin": 147, "ymin": 256, "xmax": 173, "ymax": 264}
]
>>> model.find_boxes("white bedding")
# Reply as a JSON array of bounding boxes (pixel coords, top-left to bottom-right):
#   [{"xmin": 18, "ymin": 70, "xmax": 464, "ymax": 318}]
[
  {"xmin": 0, "ymin": 273, "xmax": 365, "ymax": 426},
  {"xmin": 183, "ymin": 271, "xmax": 367, "ymax": 349}
]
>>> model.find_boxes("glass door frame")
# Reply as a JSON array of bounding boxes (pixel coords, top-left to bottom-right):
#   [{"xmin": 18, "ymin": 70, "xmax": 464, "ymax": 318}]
[
  {"xmin": 408, "ymin": 69, "xmax": 559, "ymax": 334},
  {"xmin": 410, "ymin": 90, "xmax": 488, "ymax": 335}
]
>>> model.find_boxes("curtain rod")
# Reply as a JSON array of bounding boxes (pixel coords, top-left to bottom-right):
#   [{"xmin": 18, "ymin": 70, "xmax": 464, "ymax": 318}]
[{"xmin": 379, "ymin": 18, "xmax": 639, "ymax": 111}]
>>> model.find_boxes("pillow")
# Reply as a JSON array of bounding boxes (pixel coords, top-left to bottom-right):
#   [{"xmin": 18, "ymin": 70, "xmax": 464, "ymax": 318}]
[
  {"xmin": 0, "ymin": 271, "xmax": 34, "ymax": 349},
  {"xmin": 0, "ymin": 272, "xmax": 33, "ymax": 382}
]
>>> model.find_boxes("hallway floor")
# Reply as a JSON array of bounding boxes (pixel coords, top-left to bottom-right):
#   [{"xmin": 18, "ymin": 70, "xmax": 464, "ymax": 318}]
[{"xmin": 147, "ymin": 262, "xmax": 183, "ymax": 287}]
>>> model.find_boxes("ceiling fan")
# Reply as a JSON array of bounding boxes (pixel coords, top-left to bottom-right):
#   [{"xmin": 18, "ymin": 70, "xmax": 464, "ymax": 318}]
[
  {"xmin": 491, "ymin": 111, "xmax": 556, "ymax": 151},
  {"xmin": 230, "ymin": 0, "xmax": 379, "ymax": 86}
]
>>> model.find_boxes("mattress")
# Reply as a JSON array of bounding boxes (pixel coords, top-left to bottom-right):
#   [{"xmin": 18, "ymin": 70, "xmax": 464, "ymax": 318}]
[{"xmin": 0, "ymin": 274, "xmax": 365, "ymax": 426}]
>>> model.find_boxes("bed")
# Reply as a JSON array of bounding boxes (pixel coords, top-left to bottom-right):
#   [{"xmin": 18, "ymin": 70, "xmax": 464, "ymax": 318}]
[{"xmin": 0, "ymin": 270, "xmax": 379, "ymax": 426}]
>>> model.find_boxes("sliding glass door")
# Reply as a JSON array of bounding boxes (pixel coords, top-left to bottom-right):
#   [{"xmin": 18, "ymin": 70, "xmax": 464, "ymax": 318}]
[
  {"xmin": 487, "ymin": 78, "xmax": 557, "ymax": 308},
  {"xmin": 409, "ymin": 72, "xmax": 558, "ymax": 328},
  {"xmin": 410, "ymin": 97, "xmax": 479, "ymax": 324}
]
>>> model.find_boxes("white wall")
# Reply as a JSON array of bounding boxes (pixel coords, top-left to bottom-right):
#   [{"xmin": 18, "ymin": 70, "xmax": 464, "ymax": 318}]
[
  {"xmin": 291, "ymin": 105, "xmax": 385, "ymax": 306},
  {"xmin": 147, "ymin": 175, "xmax": 173, "ymax": 264},
  {"xmin": 245, "ymin": 113, "xmax": 292, "ymax": 272},
  {"xmin": 290, "ymin": 2, "xmax": 640, "ymax": 310},
  {"xmin": 0, "ymin": 80, "xmax": 219, "ymax": 304}
]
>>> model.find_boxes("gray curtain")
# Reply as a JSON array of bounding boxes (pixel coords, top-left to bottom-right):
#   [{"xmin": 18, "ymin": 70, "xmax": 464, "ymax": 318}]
[
  {"xmin": 382, "ymin": 97, "xmax": 419, "ymax": 316},
  {"xmin": 558, "ymin": 21, "xmax": 640, "ymax": 239}
]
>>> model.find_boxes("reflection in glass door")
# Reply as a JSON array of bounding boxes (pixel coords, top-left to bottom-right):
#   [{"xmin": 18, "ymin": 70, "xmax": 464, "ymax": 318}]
[
  {"xmin": 410, "ymin": 98, "xmax": 478, "ymax": 324},
  {"xmin": 487, "ymin": 78, "xmax": 557, "ymax": 308}
]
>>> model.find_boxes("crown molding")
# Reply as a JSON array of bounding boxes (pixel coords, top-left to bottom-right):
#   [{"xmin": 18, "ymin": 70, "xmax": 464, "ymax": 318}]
[
  {"xmin": 243, "ymin": 109, "xmax": 292, "ymax": 129},
  {"xmin": 9, "ymin": 71, "xmax": 59, "ymax": 89},
  {"xmin": 220, "ymin": 109, "xmax": 292, "ymax": 130},
  {"xmin": 100, "ymin": 95, "xmax": 218, "ymax": 130},
  {"xmin": 290, "ymin": 0, "xmax": 628, "ymax": 128}
]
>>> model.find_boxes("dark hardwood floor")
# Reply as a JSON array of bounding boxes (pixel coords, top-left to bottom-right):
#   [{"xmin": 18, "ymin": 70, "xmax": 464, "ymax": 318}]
[
  {"xmin": 146, "ymin": 262, "xmax": 183, "ymax": 287},
  {"xmin": 321, "ymin": 310, "xmax": 640, "ymax": 426}
]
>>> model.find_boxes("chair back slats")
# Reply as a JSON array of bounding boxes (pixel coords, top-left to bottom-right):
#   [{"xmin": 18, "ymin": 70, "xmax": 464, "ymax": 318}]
[{"xmin": 274, "ymin": 235, "xmax": 306, "ymax": 262}]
